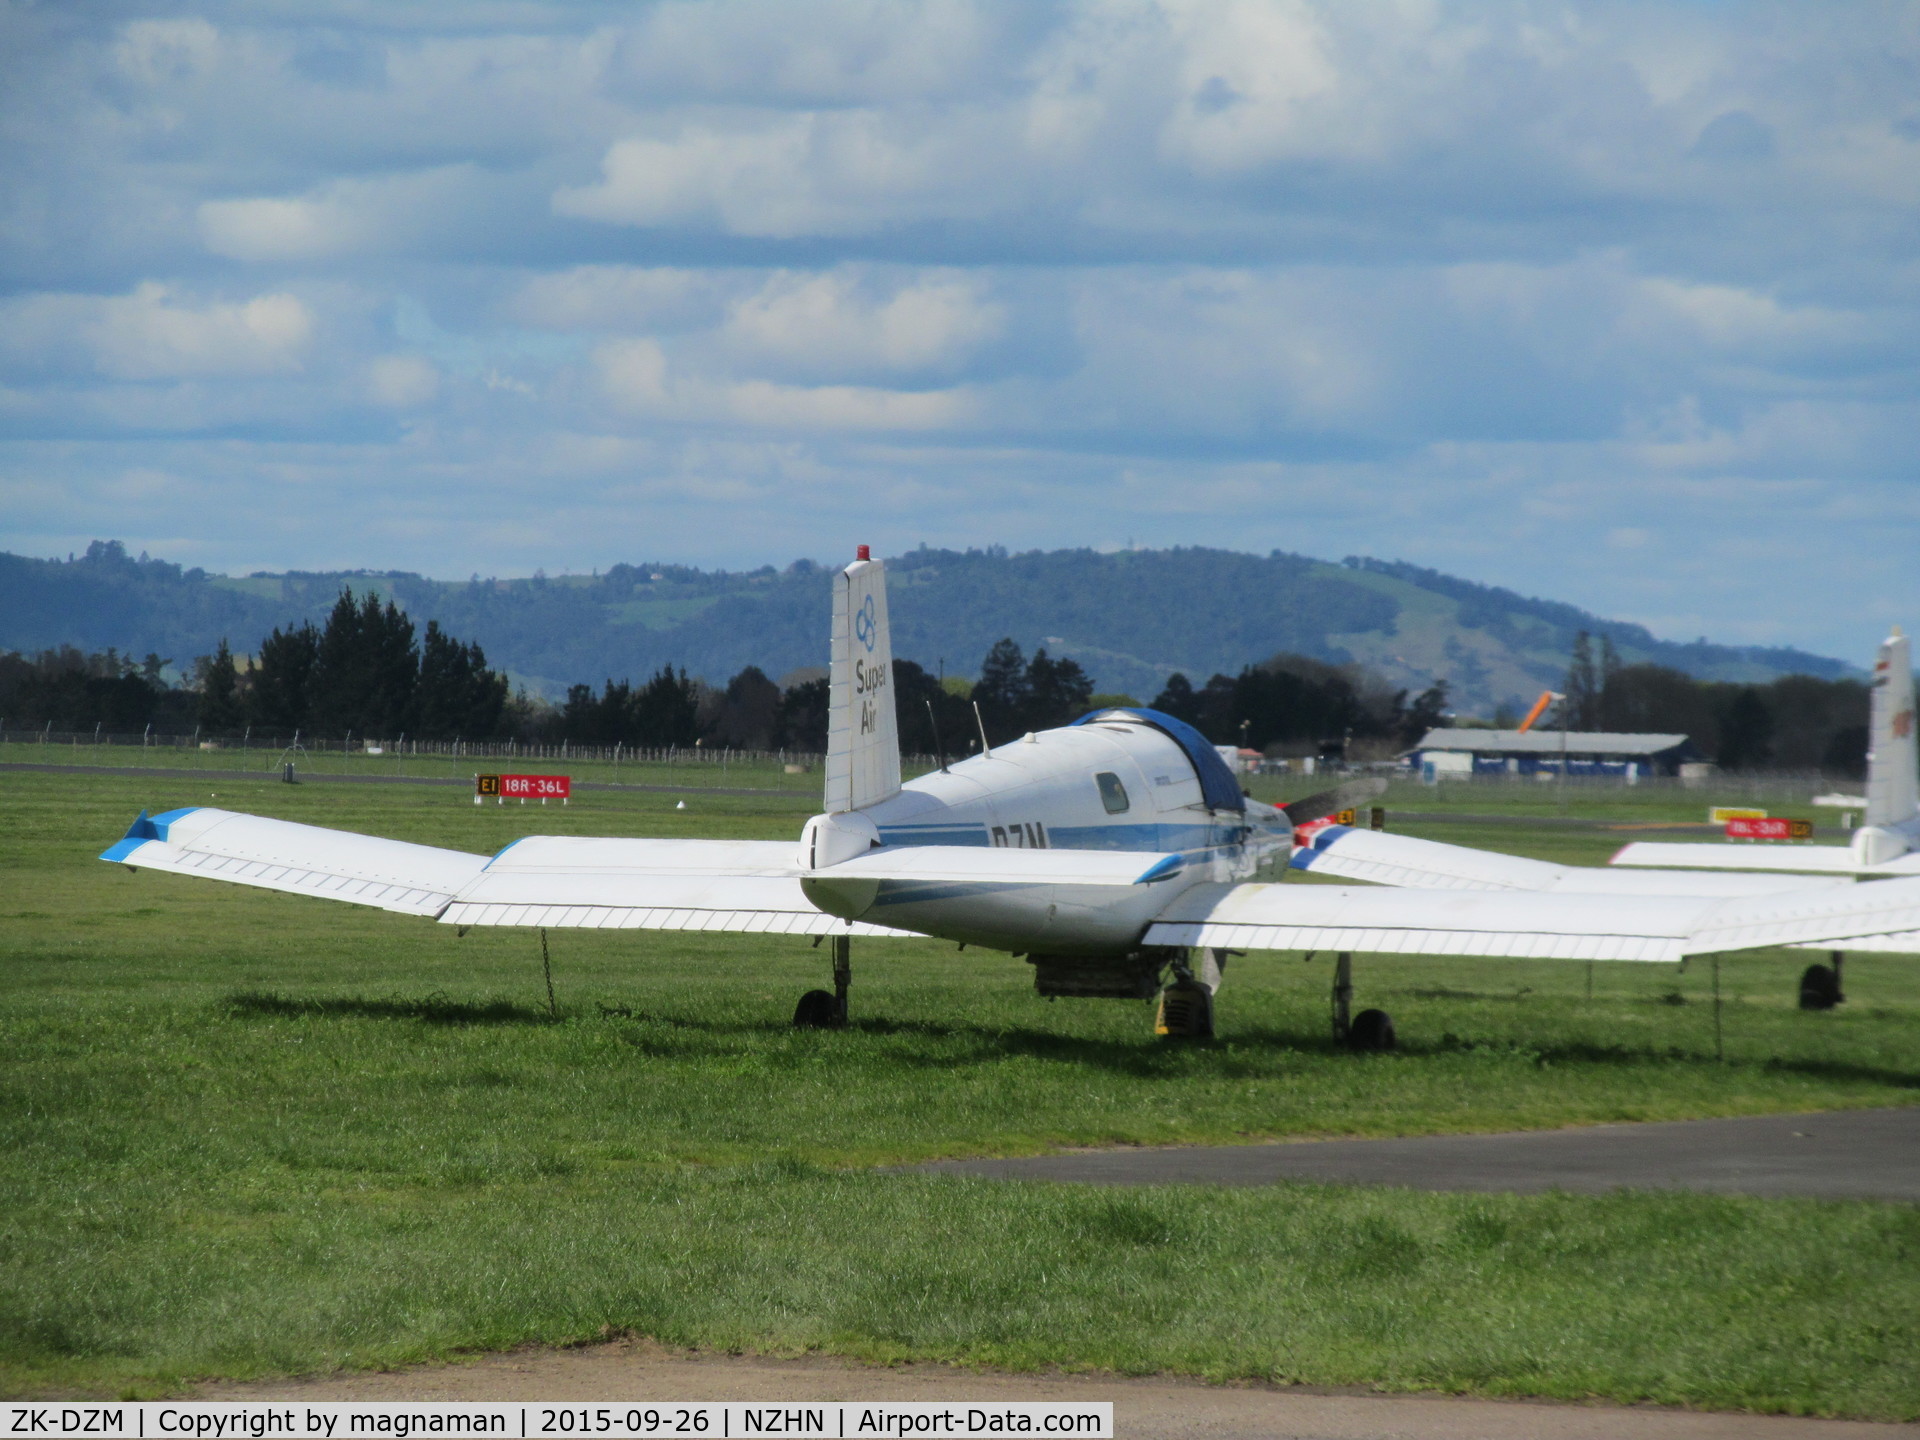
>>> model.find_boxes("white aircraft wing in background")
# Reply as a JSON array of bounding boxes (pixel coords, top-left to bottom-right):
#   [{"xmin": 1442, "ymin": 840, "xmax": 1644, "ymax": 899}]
[
  {"xmin": 1608, "ymin": 840, "xmax": 1920, "ymax": 877},
  {"xmin": 1293, "ymin": 825, "xmax": 1855, "ymax": 895},
  {"xmin": 1147, "ymin": 873, "xmax": 1920, "ymax": 962}
]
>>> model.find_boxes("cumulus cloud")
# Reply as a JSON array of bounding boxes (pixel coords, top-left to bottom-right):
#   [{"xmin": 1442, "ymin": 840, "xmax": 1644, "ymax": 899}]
[
  {"xmin": 0, "ymin": 283, "xmax": 313, "ymax": 380},
  {"xmin": 724, "ymin": 268, "xmax": 1006, "ymax": 380},
  {"xmin": 366, "ymin": 354, "xmax": 440, "ymax": 408},
  {"xmin": 595, "ymin": 336, "xmax": 975, "ymax": 430},
  {"xmin": 4, "ymin": 1, "xmax": 1920, "ymax": 659}
]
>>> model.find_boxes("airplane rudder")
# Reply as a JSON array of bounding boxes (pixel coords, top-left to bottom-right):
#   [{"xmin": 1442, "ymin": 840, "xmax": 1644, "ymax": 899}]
[{"xmin": 826, "ymin": 548, "xmax": 901, "ymax": 812}]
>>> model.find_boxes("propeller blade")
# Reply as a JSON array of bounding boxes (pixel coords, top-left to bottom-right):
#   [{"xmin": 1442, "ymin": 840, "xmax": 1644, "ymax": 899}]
[{"xmin": 1281, "ymin": 777, "xmax": 1388, "ymax": 826}]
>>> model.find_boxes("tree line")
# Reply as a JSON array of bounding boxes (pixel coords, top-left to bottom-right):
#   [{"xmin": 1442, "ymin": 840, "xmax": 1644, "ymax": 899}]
[
  {"xmin": 0, "ymin": 601, "xmax": 1879, "ymax": 775},
  {"xmin": 1556, "ymin": 631, "xmax": 1867, "ymax": 773},
  {"xmin": 1146, "ymin": 656, "xmax": 1451, "ymax": 754}
]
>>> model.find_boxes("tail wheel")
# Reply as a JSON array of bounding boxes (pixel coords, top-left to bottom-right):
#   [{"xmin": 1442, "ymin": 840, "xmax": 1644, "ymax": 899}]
[
  {"xmin": 1347, "ymin": 1008, "xmax": 1396, "ymax": 1051},
  {"xmin": 1798, "ymin": 964, "xmax": 1840, "ymax": 1011}
]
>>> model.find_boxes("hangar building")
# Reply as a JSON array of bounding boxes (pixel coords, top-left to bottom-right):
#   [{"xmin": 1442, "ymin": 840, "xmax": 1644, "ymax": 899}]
[{"xmin": 1406, "ymin": 729, "xmax": 1699, "ymax": 782}]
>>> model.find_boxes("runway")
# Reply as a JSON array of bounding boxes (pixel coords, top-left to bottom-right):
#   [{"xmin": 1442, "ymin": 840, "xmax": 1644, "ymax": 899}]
[{"xmin": 916, "ymin": 1106, "xmax": 1920, "ymax": 1200}]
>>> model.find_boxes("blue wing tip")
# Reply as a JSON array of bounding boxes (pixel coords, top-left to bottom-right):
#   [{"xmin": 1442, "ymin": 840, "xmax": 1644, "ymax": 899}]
[{"xmin": 102, "ymin": 806, "xmax": 200, "ymax": 861}]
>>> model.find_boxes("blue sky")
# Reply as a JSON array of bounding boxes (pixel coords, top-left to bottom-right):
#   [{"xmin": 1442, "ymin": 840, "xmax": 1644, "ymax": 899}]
[{"xmin": 2, "ymin": 1, "xmax": 1917, "ymax": 660}]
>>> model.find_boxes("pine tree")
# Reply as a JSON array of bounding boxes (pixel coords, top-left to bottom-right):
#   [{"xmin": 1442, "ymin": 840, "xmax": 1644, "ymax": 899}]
[
  {"xmin": 1565, "ymin": 631, "xmax": 1599, "ymax": 730},
  {"xmin": 632, "ymin": 666, "xmax": 698, "ymax": 747},
  {"xmin": 1024, "ymin": 649, "xmax": 1094, "ymax": 731},
  {"xmin": 247, "ymin": 622, "xmax": 318, "ymax": 734},
  {"xmin": 197, "ymin": 639, "xmax": 242, "ymax": 733},
  {"xmin": 973, "ymin": 638, "xmax": 1029, "ymax": 743},
  {"xmin": 414, "ymin": 621, "xmax": 506, "ymax": 740},
  {"xmin": 1152, "ymin": 673, "xmax": 1200, "ymax": 726},
  {"xmin": 309, "ymin": 590, "xmax": 417, "ymax": 738}
]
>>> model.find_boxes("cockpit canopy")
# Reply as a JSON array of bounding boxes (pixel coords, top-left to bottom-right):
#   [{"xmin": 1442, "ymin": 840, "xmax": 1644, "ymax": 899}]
[{"xmin": 1072, "ymin": 707, "xmax": 1246, "ymax": 814}]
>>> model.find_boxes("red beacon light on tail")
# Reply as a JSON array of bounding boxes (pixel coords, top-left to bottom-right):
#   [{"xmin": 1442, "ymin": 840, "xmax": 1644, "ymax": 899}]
[{"xmin": 857, "ymin": 544, "xmax": 871, "ymax": 560}]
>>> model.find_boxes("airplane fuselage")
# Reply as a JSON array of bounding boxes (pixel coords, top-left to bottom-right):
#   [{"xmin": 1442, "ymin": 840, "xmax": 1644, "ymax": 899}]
[{"xmin": 799, "ymin": 711, "xmax": 1289, "ymax": 954}]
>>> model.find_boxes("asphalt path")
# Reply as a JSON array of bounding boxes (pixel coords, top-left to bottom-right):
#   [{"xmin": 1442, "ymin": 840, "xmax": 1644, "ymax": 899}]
[
  {"xmin": 204, "ymin": 1339, "xmax": 1919, "ymax": 1437},
  {"xmin": 917, "ymin": 1107, "xmax": 1920, "ymax": 1200}
]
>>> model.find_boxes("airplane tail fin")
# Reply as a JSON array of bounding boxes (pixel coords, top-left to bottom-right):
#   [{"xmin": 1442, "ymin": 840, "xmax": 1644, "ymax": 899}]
[
  {"xmin": 1863, "ymin": 625, "xmax": 1918, "ymax": 837},
  {"xmin": 824, "ymin": 546, "xmax": 901, "ymax": 815}
]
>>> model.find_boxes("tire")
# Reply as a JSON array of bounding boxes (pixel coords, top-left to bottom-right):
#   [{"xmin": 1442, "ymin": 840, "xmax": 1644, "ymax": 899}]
[
  {"xmin": 1798, "ymin": 964, "xmax": 1840, "ymax": 1011},
  {"xmin": 1348, "ymin": 1008, "xmax": 1396, "ymax": 1051},
  {"xmin": 792, "ymin": 988, "xmax": 844, "ymax": 1028},
  {"xmin": 1155, "ymin": 980, "xmax": 1215, "ymax": 1039}
]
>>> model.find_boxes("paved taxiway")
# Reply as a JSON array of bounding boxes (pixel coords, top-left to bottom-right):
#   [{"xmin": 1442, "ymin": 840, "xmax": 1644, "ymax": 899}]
[{"xmin": 916, "ymin": 1107, "xmax": 1920, "ymax": 1200}]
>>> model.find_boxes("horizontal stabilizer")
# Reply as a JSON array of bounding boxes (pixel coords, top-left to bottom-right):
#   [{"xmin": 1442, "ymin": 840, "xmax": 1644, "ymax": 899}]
[
  {"xmin": 1281, "ymin": 778, "xmax": 1388, "ymax": 827},
  {"xmin": 1297, "ymin": 827, "xmax": 1850, "ymax": 896},
  {"xmin": 1148, "ymin": 873, "xmax": 1920, "ymax": 961},
  {"xmin": 439, "ymin": 836, "xmax": 914, "ymax": 935}
]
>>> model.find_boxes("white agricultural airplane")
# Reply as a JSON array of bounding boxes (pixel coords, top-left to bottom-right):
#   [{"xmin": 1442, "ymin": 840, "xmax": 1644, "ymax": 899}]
[{"xmin": 101, "ymin": 551, "xmax": 1920, "ymax": 1044}]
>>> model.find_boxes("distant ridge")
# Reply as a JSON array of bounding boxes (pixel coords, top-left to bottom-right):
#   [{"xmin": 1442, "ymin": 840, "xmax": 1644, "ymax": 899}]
[{"xmin": 0, "ymin": 541, "xmax": 1854, "ymax": 716}]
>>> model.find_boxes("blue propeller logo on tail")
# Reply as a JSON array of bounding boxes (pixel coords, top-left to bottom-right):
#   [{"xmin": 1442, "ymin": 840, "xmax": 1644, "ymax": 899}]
[{"xmin": 854, "ymin": 594, "xmax": 878, "ymax": 652}]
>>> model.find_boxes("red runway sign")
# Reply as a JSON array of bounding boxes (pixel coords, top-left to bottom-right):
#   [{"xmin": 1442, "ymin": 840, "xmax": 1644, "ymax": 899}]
[
  {"xmin": 477, "ymin": 773, "xmax": 571, "ymax": 800},
  {"xmin": 1726, "ymin": 816, "xmax": 1811, "ymax": 841}
]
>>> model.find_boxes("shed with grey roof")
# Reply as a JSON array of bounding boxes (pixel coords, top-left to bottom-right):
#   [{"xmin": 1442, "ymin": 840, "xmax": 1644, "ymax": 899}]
[{"xmin": 1405, "ymin": 729, "xmax": 1699, "ymax": 781}]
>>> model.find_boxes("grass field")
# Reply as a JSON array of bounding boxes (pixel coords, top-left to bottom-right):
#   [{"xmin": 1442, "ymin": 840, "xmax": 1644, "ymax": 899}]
[{"xmin": 3, "ymin": 769, "xmax": 1917, "ymax": 1415}]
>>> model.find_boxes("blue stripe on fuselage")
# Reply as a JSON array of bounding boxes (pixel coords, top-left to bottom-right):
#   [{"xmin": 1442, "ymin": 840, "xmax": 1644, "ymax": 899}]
[{"xmin": 875, "ymin": 820, "xmax": 1247, "ymax": 852}]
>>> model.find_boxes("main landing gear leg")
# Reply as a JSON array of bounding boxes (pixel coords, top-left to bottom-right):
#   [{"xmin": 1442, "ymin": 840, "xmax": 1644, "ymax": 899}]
[
  {"xmin": 794, "ymin": 933, "xmax": 851, "ymax": 1028},
  {"xmin": 1331, "ymin": 950, "xmax": 1396, "ymax": 1051},
  {"xmin": 1331, "ymin": 951, "xmax": 1352, "ymax": 1044}
]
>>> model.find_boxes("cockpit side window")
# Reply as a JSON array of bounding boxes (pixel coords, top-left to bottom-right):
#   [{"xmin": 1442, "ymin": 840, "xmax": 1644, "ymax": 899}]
[{"xmin": 1095, "ymin": 771, "xmax": 1130, "ymax": 814}]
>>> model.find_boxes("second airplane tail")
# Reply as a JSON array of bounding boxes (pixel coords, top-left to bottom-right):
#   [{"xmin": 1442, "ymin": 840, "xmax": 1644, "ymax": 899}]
[{"xmin": 1856, "ymin": 626, "xmax": 1919, "ymax": 863}]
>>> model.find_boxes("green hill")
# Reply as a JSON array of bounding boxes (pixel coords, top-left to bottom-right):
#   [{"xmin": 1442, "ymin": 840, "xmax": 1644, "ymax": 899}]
[{"xmin": 0, "ymin": 541, "xmax": 1853, "ymax": 716}]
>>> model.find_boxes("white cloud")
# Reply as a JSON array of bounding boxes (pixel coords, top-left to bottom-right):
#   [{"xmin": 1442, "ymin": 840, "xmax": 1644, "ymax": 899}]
[
  {"xmin": 197, "ymin": 168, "xmax": 493, "ymax": 262},
  {"xmin": 7, "ymin": 1, "xmax": 1920, "ymax": 662},
  {"xmin": 553, "ymin": 112, "xmax": 981, "ymax": 237},
  {"xmin": 506, "ymin": 267, "xmax": 723, "ymax": 333},
  {"xmin": 113, "ymin": 18, "xmax": 224, "ymax": 86},
  {"xmin": 724, "ymin": 269, "xmax": 1005, "ymax": 379},
  {"xmin": 595, "ymin": 336, "xmax": 973, "ymax": 430},
  {"xmin": 366, "ymin": 355, "xmax": 440, "ymax": 408},
  {"xmin": 19, "ymin": 283, "xmax": 317, "ymax": 380}
]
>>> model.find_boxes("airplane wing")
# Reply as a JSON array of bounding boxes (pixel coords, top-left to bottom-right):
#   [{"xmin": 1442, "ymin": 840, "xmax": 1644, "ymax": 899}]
[
  {"xmin": 1609, "ymin": 840, "xmax": 1920, "ymax": 877},
  {"xmin": 102, "ymin": 807, "xmax": 918, "ymax": 938},
  {"xmin": 1146, "ymin": 874, "xmax": 1920, "ymax": 961},
  {"xmin": 102, "ymin": 807, "xmax": 492, "ymax": 917},
  {"xmin": 1294, "ymin": 825, "xmax": 1851, "ymax": 896}
]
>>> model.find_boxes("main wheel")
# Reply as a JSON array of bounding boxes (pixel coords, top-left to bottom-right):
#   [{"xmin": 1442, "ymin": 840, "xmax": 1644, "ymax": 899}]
[
  {"xmin": 1798, "ymin": 964, "xmax": 1840, "ymax": 1011},
  {"xmin": 792, "ymin": 988, "xmax": 844, "ymax": 1028},
  {"xmin": 1347, "ymin": 1008, "xmax": 1396, "ymax": 1050},
  {"xmin": 1154, "ymin": 980, "xmax": 1215, "ymax": 1039}
]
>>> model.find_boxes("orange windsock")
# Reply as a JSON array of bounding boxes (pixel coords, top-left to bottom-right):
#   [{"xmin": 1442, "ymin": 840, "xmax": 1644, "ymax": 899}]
[{"xmin": 1515, "ymin": 690, "xmax": 1558, "ymax": 735}]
